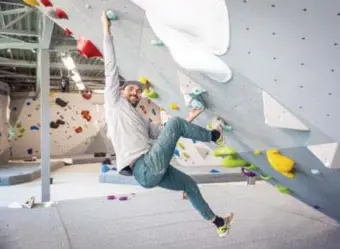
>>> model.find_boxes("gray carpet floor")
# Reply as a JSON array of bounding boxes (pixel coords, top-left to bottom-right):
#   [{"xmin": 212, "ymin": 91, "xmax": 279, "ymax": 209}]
[{"xmin": 0, "ymin": 183, "xmax": 339, "ymax": 249}]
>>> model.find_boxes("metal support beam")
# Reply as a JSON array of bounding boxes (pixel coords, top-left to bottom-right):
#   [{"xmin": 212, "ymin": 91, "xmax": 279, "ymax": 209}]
[
  {"xmin": 0, "ymin": 74, "xmax": 104, "ymax": 81},
  {"xmin": 39, "ymin": 14, "xmax": 54, "ymax": 49},
  {"xmin": 4, "ymin": 8, "xmax": 34, "ymax": 29},
  {"xmin": 0, "ymin": 57, "xmax": 104, "ymax": 70},
  {"xmin": 37, "ymin": 49, "xmax": 51, "ymax": 202},
  {"xmin": 1, "ymin": 7, "xmax": 30, "ymax": 16},
  {"xmin": 0, "ymin": 28, "xmax": 38, "ymax": 37}
]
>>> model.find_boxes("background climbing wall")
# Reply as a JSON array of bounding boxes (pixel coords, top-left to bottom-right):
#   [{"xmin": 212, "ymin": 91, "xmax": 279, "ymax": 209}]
[{"xmin": 0, "ymin": 81, "xmax": 10, "ymax": 165}]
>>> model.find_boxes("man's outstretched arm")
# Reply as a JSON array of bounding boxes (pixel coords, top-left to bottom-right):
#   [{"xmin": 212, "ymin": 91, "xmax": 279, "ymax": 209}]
[{"xmin": 102, "ymin": 11, "xmax": 120, "ymax": 106}]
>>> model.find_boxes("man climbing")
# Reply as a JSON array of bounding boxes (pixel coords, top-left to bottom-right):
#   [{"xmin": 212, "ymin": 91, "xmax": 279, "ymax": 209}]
[{"xmin": 102, "ymin": 10, "xmax": 234, "ymax": 238}]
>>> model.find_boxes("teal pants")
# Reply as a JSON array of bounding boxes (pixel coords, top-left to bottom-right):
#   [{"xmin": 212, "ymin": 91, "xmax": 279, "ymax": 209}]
[{"xmin": 132, "ymin": 117, "xmax": 216, "ymax": 220}]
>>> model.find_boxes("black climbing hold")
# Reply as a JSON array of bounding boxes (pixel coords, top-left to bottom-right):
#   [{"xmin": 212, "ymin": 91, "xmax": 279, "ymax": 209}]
[
  {"xmin": 55, "ymin": 98, "xmax": 68, "ymax": 107},
  {"xmin": 56, "ymin": 119, "xmax": 65, "ymax": 125},
  {"xmin": 50, "ymin": 122, "xmax": 59, "ymax": 129},
  {"xmin": 27, "ymin": 148, "xmax": 33, "ymax": 154}
]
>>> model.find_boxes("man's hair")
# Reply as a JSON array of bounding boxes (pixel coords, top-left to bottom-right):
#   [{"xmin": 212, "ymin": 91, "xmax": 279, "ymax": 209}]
[{"xmin": 119, "ymin": 80, "xmax": 145, "ymax": 91}]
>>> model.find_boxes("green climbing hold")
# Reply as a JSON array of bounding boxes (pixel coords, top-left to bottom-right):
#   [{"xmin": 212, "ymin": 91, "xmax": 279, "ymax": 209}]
[
  {"xmin": 151, "ymin": 40, "xmax": 164, "ymax": 46},
  {"xmin": 243, "ymin": 164, "xmax": 258, "ymax": 170},
  {"xmin": 259, "ymin": 173, "xmax": 272, "ymax": 180},
  {"xmin": 106, "ymin": 9, "xmax": 118, "ymax": 21},
  {"xmin": 213, "ymin": 146, "xmax": 236, "ymax": 157},
  {"xmin": 224, "ymin": 125, "xmax": 233, "ymax": 132},
  {"xmin": 276, "ymin": 184, "xmax": 291, "ymax": 194},
  {"xmin": 221, "ymin": 155, "xmax": 248, "ymax": 168}
]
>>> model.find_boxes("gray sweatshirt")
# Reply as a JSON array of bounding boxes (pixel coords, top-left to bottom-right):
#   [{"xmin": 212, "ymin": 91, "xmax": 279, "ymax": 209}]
[{"xmin": 103, "ymin": 35, "xmax": 161, "ymax": 173}]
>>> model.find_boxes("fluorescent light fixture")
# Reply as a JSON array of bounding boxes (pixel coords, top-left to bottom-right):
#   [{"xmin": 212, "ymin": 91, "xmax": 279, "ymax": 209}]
[
  {"xmin": 71, "ymin": 72, "xmax": 81, "ymax": 82},
  {"xmin": 93, "ymin": 89, "xmax": 104, "ymax": 94},
  {"xmin": 61, "ymin": 56, "xmax": 76, "ymax": 70}
]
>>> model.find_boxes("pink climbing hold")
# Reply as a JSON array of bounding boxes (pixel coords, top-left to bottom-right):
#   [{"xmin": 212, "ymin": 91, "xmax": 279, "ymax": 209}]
[
  {"xmin": 77, "ymin": 37, "xmax": 103, "ymax": 58},
  {"xmin": 40, "ymin": 0, "xmax": 53, "ymax": 7},
  {"xmin": 55, "ymin": 8, "xmax": 68, "ymax": 19},
  {"xmin": 118, "ymin": 196, "xmax": 128, "ymax": 201}
]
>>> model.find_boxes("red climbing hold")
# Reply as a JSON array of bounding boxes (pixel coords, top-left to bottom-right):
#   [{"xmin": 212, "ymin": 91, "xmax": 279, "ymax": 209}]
[
  {"xmin": 77, "ymin": 37, "xmax": 103, "ymax": 58},
  {"xmin": 81, "ymin": 110, "xmax": 89, "ymax": 116},
  {"xmin": 64, "ymin": 28, "xmax": 72, "ymax": 36},
  {"xmin": 55, "ymin": 8, "xmax": 68, "ymax": 19},
  {"xmin": 81, "ymin": 89, "xmax": 92, "ymax": 100},
  {"xmin": 75, "ymin": 127, "xmax": 83, "ymax": 133},
  {"xmin": 81, "ymin": 110, "xmax": 92, "ymax": 122},
  {"xmin": 40, "ymin": 0, "xmax": 53, "ymax": 7}
]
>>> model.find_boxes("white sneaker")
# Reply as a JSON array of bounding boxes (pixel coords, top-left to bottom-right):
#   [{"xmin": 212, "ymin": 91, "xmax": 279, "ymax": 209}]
[{"xmin": 217, "ymin": 212, "xmax": 235, "ymax": 238}]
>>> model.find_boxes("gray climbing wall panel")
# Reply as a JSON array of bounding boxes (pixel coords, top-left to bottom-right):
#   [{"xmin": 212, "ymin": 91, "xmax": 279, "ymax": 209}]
[{"xmin": 35, "ymin": 0, "xmax": 340, "ymax": 222}]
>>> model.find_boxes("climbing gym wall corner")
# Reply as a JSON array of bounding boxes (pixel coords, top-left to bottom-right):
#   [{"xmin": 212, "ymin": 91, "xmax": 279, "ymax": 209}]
[{"xmin": 307, "ymin": 143, "xmax": 340, "ymax": 169}]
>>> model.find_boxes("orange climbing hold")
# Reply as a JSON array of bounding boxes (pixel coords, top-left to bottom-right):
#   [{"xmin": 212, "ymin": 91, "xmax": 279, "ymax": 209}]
[
  {"xmin": 55, "ymin": 8, "xmax": 68, "ymax": 19},
  {"xmin": 40, "ymin": 0, "xmax": 53, "ymax": 7},
  {"xmin": 23, "ymin": 0, "xmax": 39, "ymax": 6},
  {"xmin": 64, "ymin": 28, "xmax": 72, "ymax": 36},
  {"xmin": 77, "ymin": 37, "xmax": 103, "ymax": 58},
  {"xmin": 75, "ymin": 127, "xmax": 83, "ymax": 133}
]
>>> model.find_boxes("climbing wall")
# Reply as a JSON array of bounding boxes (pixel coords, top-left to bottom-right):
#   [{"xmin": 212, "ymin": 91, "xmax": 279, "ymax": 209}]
[
  {"xmin": 0, "ymin": 81, "xmax": 10, "ymax": 165},
  {"xmin": 28, "ymin": 0, "xmax": 340, "ymax": 221}
]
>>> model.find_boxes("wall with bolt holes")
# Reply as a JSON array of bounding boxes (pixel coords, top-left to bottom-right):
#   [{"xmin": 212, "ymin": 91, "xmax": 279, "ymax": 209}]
[{"xmin": 0, "ymin": 81, "xmax": 10, "ymax": 165}]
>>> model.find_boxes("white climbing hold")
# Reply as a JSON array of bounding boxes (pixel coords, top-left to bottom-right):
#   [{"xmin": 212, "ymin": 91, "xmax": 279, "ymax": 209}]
[
  {"xmin": 311, "ymin": 169, "xmax": 321, "ymax": 175},
  {"xmin": 308, "ymin": 143, "xmax": 340, "ymax": 169},
  {"xmin": 85, "ymin": 4, "xmax": 91, "ymax": 9},
  {"xmin": 262, "ymin": 91, "xmax": 309, "ymax": 131}
]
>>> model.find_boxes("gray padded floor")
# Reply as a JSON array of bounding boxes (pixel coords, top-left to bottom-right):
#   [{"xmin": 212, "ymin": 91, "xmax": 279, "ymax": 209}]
[{"xmin": 0, "ymin": 183, "xmax": 339, "ymax": 249}]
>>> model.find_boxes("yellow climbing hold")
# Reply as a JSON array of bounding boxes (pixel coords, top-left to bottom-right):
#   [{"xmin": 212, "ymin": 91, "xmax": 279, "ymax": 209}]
[
  {"xmin": 138, "ymin": 76, "xmax": 148, "ymax": 85},
  {"xmin": 253, "ymin": 150, "xmax": 261, "ymax": 155},
  {"xmin": 182, "ymin": 152, "xmax": 190, "ymax": 159},
  {"xmin": 177, "ymin": 141, "xmax": 185, "ymax": 149},
  {"xmin": 170, "ymin": 102, "xmax": 179, "ymax": 110},
  {"xmin": 160, "ymin": 107, "xmax": 164, "ymax": 111},
  {"xmin": 49, "ymin": 91, "xmax": 55, "ymax": 97},
  {"xmin": 266, "ymin": 148, "xmax": 295, "ymax": 179},
  {"xmin": 23, "ymin": 0, "xmax": 39, "ymax": 6}
]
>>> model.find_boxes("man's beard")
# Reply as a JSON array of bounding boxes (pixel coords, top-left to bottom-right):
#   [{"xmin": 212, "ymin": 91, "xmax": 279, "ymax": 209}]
[{"xmin": 129, "ymin": 99, "xmax": 139, "ymax": 107}]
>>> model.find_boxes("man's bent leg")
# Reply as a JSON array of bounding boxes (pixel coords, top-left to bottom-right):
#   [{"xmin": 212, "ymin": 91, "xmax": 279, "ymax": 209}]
[
  {"xmin": 158, "ymin": 165, "xmax": 216, "ymax": 220},
  {"xmin": 144, "ymin": 117, "xmax": 213, "ymax": 177}
]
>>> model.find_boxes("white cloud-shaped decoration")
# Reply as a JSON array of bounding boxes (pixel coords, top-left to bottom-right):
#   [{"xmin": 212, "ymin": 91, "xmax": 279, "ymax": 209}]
[{"xmin": 132, "ymin": 0, "xmax": 232, "ymax": 83}]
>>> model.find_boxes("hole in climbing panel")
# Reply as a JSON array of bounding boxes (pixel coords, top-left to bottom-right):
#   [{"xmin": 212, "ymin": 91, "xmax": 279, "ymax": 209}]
[
  {"xmin": 300, "ymin": 85, "xmax": 304, "ymax": 88},
  {"xmin": 299, "ymin": 106, "xmax": 303, "ymax": 109},
  {"xmin": 301, "ymin": 62, "xmax": 305, "ymax": 66},
  {"xmin": 271, "ymin": 4, "xmax": 275, "ymax": 7},
  {"xmin": 327, "ymin": 114, "xmax": 330, "ymax": 117},
  {"xmin": 248, "ymin": 51, "xmax": 251, "ymax": 55},
  {"xmin": 335, "ymin": 43, "xmax": 338, "ymax": 46},
  {"xmin": 303, "ymin": 8, "xmax": 307, "ymax": 11},
  {"xmin": 274, "ymin": 78, "xmax": 277, "ymax": 82},
  {"xmin": 302, "ymin": 37, "xmax": 306, "ymax": 40},
  {"xmin": 246, "ymin": 28, "xmax": 250, "ymax": 31},
  {"xmin": 272, "ymin": 32, "xmax": 276, "ymax": 35},
  {"xmin": 331, "ymin": 69, "xmax": 335, "ymax": 72},
  {"xmin": 328, "ymin": 93, "xmax": 332, "ymax": 96},
  {"xmin": 273, "ymin": 57, "xmax": 277, "ymax": 60}
]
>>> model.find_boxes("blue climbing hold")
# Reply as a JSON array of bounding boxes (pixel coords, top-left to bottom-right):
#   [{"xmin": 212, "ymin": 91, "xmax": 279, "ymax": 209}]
[
  {"xmin": 210, "ymin": 169, "xmax": 220, "ymax": 174},
  {"xmin": 0, "ymin": 131, "xmax": 2, "ymax": 137},
  {"xmin": 174, "ymin": 149, "xmax": 180, "ymax": 157},
  {"xmin": 106, "ymin": 9, "xmax": 118, "ymax": 21},
  {"xmin": 27, "ymin": 148, "xmax": 33, "ymax": 155},
  {"xmin": 101, "ymin": 164, "xmax": 110, "ymax": 173},
  {"xmin": 30, "ymin": 125, "xmax": 39, "ymax": 131}
]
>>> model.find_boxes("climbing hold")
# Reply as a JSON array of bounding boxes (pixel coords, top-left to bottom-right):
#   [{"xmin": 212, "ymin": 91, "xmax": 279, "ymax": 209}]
[
  {"xmin": 259, "ymin": 173, "xmax": 272, "ymax": 180},
  {"xmin": 224, "ymin": 124, "xmax": 233, "ymax": 132},
  {"xmin": 182, "ymin": 152, "xmax": 190, "ymax": 159},
  {"xmin": 75, "ymin": 127, "xmax": 83, "ymax": 133},
  {"xmin": 151, "ymin": 40, "xmax": 164, "ymax": 46},
  {"xmin": 101, "ymin": 164, "xmax": 110, "ymax": 173},
  {"xmin": 253, "ymin": 150, "xmax": 261, "ymax": 155},
  {"xmin": 210, "ymin": 169, "xmax": 220, "ymax": 174},
  {"xmin": 313, "ymin": 205, "xmax": 321, "ymax": 210},
  {"xmin": 275, "ymin": 184, "xmax": 291, "ymax": 195},
  {"xmin": 182, "ymin": 192, "xmax": 188, "ymax": 200},
  {"xmin": 147, "ymin": 89, "xmax": 158, "ymax": 99},
  {"xmin": 151, "ymin": 109, "xmax": 157, "ymax": 116},
  {"xmin": 30, "ymin": 125, "xmax": 39, "ymax": 131},
  {"xmin": 174, "ymin": 149, "xmax": 180, "ymax": 157},
  {"xmin": 138, "ymin": 76, "xmax": 148, "ymax": 85},
  {"xmin": 192, "ymin": 139, "xmax": 196, "ymax": 144},
  {"xmin": 55, "ymin": 8, "xmax": 68, "ymax": 19},
  {"xmin": 311, "ymin": 169, "xmax": 321, "ymax": 175},
  {"xmin": 77, "ymin": 38, "xmax": 103, "ymax": 58},
  {"xmin": 170, "ymin": 102, "xmax": 179, "ymax": 110},
  {"xmin": 40, "ymin": 0, "xmax": 52, "ymax": 7},
  {"xmin": 243, "ymin": 164, "xmax": 258, "ymax": 170},
  {"xmin": 55, "ymin": 98, "xmax": 68, "ymax": 107},
  {"xmin": 56, "ymin": 119, "xmax": 65, "ymax": 125},
  {"xmin": 26, "ymin": 102, "xmax": 31, "ymax": 106},
  {"xmin": 64, "ymin": 28, "xmax": 72, "ymax": 36},
  {"xmin": 27, "ymin": 148, "xmax": 33, "ymax": 155},
  {"xmin": 177, "ymin": 141, "xmax": 185, "ymax": 149},
  {"xmin": 266, "ymin": 148, "xmax": 296, "ymax": 179},
  {"xmin": 81, "ymin": 89, "xmax": 92, "ymax": 100},
  {"xmin": 85, "ymin": 4, "xmax": 91, "ymax": 9},
  {"xmin": 23, "ymin": 0, "xmax": 39, "ymax": 6},
  {"xmin": 0, "ymin": 131, "xmax": 2, "ymax": 137},
  {"xmin": 221, "ymin": 155, "xmax": 248, "ymax": 168},
  {"xmin": 213, "ymin": 146, "xmax": 236, "ymax": 157},
  {"xmin": 119, "ymin": 196, "xmax": 128, "ymax": 201},
  {"xmin": 107, "ymin": 195, "xmax": 116, "ymax": 200},
  {"xmin": 49, "ymin": 91, "xmax": 55, "ymax": 97},
  {"xmin": 106, "ymin": 9, "xmax": 118, "ymax": 21}
]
